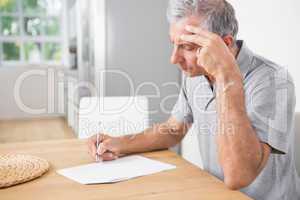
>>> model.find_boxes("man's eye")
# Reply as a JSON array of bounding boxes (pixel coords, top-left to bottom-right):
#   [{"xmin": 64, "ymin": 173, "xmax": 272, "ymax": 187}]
[{"xmin": 182, "ymin": 45, "xmax": 195, "ymax": 51}]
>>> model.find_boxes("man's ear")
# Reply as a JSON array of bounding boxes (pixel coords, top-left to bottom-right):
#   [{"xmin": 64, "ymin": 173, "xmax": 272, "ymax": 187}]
[{"xmin": 222, "ymin": 35, "xmax": 235, "ymax": 47}]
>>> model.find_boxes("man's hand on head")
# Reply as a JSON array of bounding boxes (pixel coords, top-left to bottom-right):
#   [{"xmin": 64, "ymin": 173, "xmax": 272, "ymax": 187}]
[{"xmin": 180, "ymin": 25, "xmax": 242, "ymax": 82}]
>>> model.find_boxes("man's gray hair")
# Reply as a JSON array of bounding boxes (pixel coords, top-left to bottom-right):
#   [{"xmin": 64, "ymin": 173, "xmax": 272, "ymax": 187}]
[{"xmin": 167, "ymin": 0, "xmax": 239, "ymax": 39}]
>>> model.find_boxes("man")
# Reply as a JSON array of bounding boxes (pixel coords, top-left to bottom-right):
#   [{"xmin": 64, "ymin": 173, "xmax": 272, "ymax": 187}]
[{"xmin": 87, "ymin": 0, "xmax": 300, "ymax": 199}]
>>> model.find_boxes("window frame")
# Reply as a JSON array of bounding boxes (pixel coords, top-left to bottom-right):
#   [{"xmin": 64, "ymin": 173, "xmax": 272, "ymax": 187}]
[{"xmin": 0, "ymin": 0, "xmax": 69, "ymax": 68}]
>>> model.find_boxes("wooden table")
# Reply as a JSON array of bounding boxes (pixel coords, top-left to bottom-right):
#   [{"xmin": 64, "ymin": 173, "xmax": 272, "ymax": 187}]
[{"xmin": 0, "ymin": 139, "xmax": 252, "ymax": 200}]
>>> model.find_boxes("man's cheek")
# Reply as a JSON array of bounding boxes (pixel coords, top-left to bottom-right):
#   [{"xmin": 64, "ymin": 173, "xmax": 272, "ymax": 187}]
[
  {"xmin": 185, "ymin": 53, "xmax": 197, "ymax": 62},
  {"xmin": 185, "ymin": 56, "xmax": 197, "ymax": 68},
  {"xmin": 191, "ymin": 57, "xmax": 199, "ymax": 68}
]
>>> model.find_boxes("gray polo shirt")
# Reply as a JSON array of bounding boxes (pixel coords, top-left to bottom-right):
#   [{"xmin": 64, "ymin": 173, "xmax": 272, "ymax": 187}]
[{"xmin": 172, "ymin": 40, "xmax": 300, "ymax": 200}]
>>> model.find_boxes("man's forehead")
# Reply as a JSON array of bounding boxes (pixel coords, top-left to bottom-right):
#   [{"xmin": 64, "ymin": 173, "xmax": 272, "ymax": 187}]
[{"xmin": 169, "ymin": 16, "xmax": 203, "ymax": 41}]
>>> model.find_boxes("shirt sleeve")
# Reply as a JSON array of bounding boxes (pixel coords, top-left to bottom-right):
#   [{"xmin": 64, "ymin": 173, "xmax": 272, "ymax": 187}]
[
  {"xmin": 247, "ymin": 69, "xmax": 295, "ymax": 154},
  {"xmin": 171, "ymin": 82, "xmax": 194, "ymax": 124}
]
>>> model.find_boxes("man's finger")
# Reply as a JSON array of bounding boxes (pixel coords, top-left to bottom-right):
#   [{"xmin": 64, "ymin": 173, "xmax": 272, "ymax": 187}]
[
  {"xmin": 87, "ymin": 138, "xmax": 97, "ymax": 158},
  {"xmin": 185, "ymin": 25, "xmax": 212, "ymax": 38},
  {"xmin": 180, "ymin": 34, "xmax": 208, "ymax": 47},
  {"xmin": 97, "ymin": 143, "xmax": 108, "ymax": 155},
  {"xmin": 101, "ymin": 152, "xmax": 118, "ymax": 161}
]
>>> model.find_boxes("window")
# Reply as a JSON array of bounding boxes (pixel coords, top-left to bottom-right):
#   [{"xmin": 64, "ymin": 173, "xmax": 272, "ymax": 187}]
[{"xmin": 0, "ymin": 0, "xmax": 67, "ymax": 66}]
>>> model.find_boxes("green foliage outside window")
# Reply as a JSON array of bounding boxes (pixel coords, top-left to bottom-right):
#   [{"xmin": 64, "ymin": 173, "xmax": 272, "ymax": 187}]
[
  {"xmin": 3, "ymin": 42, "xmax": 20, "ymax": 60},
  {"xmin": 0, "ymin": 0, "xmax": 63, "ymax": 63}
]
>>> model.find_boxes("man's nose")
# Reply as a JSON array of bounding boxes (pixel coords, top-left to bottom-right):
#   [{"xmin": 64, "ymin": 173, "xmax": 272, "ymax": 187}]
[{"xmin": 170, "ymin": 46, "xmax": 182, "ymax": 64}]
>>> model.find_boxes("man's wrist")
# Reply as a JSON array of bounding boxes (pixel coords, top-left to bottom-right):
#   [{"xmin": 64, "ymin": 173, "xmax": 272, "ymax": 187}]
[
  {"xmin": 118, "ymin": 135, "xmax": 129, "ymax": 155},
  {"xmin": 214, "ymin": 68, "xmax": 243, "ymax": 93},
  {"xmin": 215, "ymin": 63, "xmax": 242, "ymax": 83},
  {"xmin": 118, "ymin": 134, "xmax": 138, "ymax": 155}
]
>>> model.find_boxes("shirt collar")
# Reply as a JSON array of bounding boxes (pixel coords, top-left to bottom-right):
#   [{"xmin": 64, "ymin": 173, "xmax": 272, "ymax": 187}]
[{"xmin": 236, "ymin": 40, "xmax": 255, "ymax": 79}]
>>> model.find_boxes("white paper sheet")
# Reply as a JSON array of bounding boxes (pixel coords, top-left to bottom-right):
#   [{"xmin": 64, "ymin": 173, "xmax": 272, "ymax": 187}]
[{"xmin": 57, "ymin": 155, "xmax": 176, "ymax": 184}]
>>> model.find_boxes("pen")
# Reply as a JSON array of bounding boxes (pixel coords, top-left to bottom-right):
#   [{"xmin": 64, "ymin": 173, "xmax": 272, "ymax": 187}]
[
  {"xmin": 96, "ymin": 133, "xmax": 99, "ymax": 162},
  {"xmin": 96, "ymin": 122, "xmax": 103, "ymax": 162}
]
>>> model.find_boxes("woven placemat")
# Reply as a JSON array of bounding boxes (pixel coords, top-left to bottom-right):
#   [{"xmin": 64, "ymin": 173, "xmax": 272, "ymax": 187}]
[{"xmin": 0, "ymin": 154, "xmax": 50, "ymax": 189}]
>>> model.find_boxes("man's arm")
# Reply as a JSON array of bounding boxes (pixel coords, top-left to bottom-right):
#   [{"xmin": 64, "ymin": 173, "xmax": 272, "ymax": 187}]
[
  {"xmin": 118, "ymin": 117, "xmax": 190, "ymax": 154},
  {"xmin": 87, "ymin": 117, "xmax": 190, "ymax": 160},
  {"xmin": 215, "ymin": 73, "xmax": 271, "ymax": 190}
]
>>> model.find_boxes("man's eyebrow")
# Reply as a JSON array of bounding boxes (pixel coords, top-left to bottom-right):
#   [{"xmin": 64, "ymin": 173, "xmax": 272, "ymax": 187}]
[
  {"xmin": 178, "ymin": 41, "xmax": 197, "ymax": 46},
  {"xmin": 169, "ymin": 37, "xmax": 197, "ymax": 46}
]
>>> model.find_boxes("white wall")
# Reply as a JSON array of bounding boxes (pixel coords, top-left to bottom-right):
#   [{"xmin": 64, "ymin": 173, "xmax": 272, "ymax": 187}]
[
  {"xmin": 105, "ymin": 0, "xmax": 180, "ymax": 124},
  {"xmin": 0, "ymin": 66, "xmax": 66, "ymax": 120}
]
